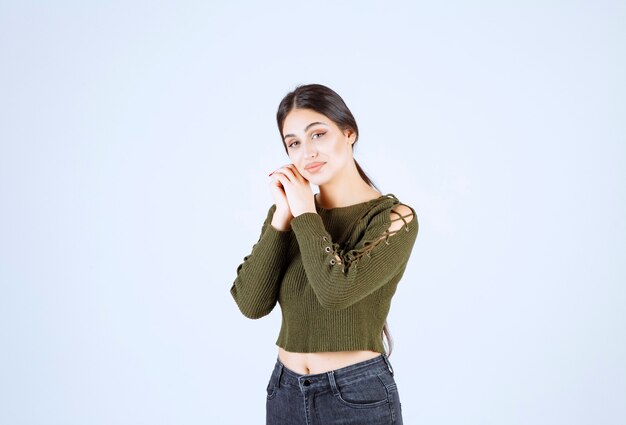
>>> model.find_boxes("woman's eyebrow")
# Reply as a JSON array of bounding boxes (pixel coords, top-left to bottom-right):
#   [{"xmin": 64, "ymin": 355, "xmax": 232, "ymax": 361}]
[{"xmin": 283, "ymin": 122, "xmax": 328, "ymax": 141}]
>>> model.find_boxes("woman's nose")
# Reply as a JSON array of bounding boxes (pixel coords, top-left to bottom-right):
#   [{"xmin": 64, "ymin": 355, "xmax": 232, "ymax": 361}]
[{"xmin": 304, "ymin": 141, "xmax": 317, "ymax": 157}]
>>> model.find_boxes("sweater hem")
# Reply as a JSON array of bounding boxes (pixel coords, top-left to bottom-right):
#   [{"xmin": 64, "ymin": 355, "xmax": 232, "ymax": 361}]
[{"xmin": 275, "ymin": 341, "xmax": 386, "ymax": 355}]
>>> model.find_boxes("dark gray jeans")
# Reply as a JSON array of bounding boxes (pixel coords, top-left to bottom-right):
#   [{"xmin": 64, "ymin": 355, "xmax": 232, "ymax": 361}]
[{"xmin": 266, "ymin": 353, "xmax": 403, "ymax": 425}]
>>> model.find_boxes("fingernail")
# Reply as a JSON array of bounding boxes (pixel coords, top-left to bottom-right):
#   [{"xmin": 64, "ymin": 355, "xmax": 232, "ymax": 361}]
[{"xmin": 268, "ymin": 172, "xmax": 274, "ymax": 176}]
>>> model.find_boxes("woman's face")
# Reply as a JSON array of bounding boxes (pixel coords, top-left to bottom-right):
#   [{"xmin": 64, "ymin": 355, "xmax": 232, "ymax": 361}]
[{"xmin": 282, "ymin": 108, "xmax": 355, "ymax": 185}]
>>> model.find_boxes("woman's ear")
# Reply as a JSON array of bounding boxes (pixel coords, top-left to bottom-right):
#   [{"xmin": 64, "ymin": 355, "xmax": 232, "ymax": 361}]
[{"xmin": 344, "ymin": 129, "xmax": 356, "ymax": 145}]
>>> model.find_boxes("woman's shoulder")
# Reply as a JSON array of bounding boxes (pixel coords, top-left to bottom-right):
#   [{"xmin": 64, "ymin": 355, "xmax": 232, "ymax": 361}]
[
  {"xmin": 370, "ymin": 193, "xmax": 416, "ymax": 217},
  {"xmin": 363, "ymin": 193, "xmax": 418, "ymax": 234},
  {"xmin": 342, "ymin": 193, "xmax": 418, "ymax": 263}
]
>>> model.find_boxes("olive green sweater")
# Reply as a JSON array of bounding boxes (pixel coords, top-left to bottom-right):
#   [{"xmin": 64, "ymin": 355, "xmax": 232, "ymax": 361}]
[{"xmin": 230, "ymin": 193, "xmax": 419, "ymax": 354}]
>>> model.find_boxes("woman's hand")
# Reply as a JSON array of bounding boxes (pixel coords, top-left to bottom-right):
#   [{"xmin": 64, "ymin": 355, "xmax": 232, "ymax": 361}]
[
  {"xmin": 269, "ymin": 164, "xmax": 316, "ymax": 217},
  {"xmin": 269, "ymin": 165, "xmax": 294, "ymax": 230}
]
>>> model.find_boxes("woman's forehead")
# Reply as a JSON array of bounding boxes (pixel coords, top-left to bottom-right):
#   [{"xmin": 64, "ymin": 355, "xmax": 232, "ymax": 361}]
[{"xmin": 283, "ymin": 109, "xmax": 333, "ymax": 133}]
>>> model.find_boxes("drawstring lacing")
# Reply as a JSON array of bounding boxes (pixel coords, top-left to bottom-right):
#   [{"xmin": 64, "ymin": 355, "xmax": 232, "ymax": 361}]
[{"xmin": 320, "ymin": 201, "xmax": 415, "ymax": 273}]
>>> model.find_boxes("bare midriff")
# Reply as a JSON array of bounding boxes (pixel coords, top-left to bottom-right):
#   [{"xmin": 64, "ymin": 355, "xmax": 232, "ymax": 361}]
[{"xmin": 278, "ymin": 347, "xmax": 382, "ymax": 375}]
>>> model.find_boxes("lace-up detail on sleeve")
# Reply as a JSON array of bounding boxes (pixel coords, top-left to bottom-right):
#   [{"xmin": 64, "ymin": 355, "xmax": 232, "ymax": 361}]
[
  {"xmin": 340, "ymin": 203, "xmax": 415, "ymax": 272},
  {"xmin": 289, "ymin": 195, "xmax": 419, "ymax": 310},
  {"xmin": 321, "ymin": 235, "xmax": 343, "ymax": 266}
]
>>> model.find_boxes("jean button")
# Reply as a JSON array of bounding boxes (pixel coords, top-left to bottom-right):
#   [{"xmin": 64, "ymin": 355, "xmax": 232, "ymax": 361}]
[{"xmin": 303, "ymin": 379, "xmax": 311, "ymax": 386}]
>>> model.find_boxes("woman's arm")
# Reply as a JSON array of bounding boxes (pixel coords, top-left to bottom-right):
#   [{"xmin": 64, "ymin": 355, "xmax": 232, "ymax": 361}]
[
  {"xmin": 230, "ymin": 204, "xmax": 292, "ymax": 319},
  {"xmin": 289, "ymin": 201, "xmax": 418, "ymax": 310}
]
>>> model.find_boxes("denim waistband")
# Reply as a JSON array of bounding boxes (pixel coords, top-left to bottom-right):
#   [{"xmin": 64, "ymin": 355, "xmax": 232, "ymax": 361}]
[{"xmin": 271, "ymin": 353, "xmax": 395, "ymax": 392}]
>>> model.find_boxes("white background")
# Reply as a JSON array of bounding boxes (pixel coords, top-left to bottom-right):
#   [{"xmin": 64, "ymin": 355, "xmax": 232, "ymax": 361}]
[{"xmin": 1, "ymin": 1, "xmax": 624, "ymax": 424}]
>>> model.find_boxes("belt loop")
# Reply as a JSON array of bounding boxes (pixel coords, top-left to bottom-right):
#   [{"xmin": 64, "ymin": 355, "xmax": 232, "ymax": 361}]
[
  {"xmin": 327, "ymin": 370, "xmax": 340, "ymax": 396},
  {"xmin": 382, "ymin": 353, "xmax": 394, "ymax": 375}
]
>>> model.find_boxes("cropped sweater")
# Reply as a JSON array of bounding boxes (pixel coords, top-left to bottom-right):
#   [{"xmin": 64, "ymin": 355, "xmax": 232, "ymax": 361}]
[{"xmin": 230, "ymin": 193, "xmax": 419, "ymax": 354}]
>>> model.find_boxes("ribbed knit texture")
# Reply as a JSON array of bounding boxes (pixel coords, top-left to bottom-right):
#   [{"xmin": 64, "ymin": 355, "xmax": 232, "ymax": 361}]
[{"xmin": 230, "ymin": 193, "xmax": 419, "ymax": 354}]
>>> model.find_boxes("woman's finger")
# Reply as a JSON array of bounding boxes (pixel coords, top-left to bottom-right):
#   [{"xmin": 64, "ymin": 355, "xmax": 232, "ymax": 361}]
[
  {"xmin": 288, "ymin": 164, "xmax": 309, "ymax": 183},
  {"xmin": 274, "ymin": 166, "xmax": 297, "ymax": 182},
  {"xmin": 272, "ymin": 172, "xmax": 291, "ymax": 188},
  {"xmin": 285, "ymin": 164, "xmax": 306, "ymax": 182}
]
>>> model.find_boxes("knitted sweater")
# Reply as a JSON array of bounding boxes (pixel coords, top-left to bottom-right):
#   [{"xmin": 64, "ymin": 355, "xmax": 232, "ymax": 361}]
[{"xmin": 230, "ymin": 193, "xmax": 419, "ymax": 354}]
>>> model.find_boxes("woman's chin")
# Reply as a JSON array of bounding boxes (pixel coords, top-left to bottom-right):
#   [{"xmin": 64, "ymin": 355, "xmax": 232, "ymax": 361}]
[{"xmin": 306, "ymin": 175, "xmax": 329, "ymax": 186}]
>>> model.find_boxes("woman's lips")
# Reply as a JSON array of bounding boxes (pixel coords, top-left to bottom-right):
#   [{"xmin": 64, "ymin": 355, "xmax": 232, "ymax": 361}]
[{"xmin": 305, "ymin": 162, "xmax": 325, "ymax": 172}]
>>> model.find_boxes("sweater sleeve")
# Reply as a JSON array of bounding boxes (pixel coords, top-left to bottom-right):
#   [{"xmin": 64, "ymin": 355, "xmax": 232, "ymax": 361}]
[
  {"xmin": 289, "ymin": 201, "xmax": 418, "ymax": 310},
  {"xmin": 230, "ymin": 204, "xmax": 292, "ymax": 319}
]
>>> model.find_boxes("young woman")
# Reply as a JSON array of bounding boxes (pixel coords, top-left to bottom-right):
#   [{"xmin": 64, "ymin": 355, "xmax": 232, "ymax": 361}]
[{"xmin": 230, "ymin": 83, "xmax": 419, "ymax": 425}]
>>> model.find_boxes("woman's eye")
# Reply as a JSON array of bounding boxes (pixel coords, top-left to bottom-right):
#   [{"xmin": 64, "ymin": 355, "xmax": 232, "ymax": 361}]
[{"xmin": 288, "ymin": 132, "xmax": 324, "ymax": 148}]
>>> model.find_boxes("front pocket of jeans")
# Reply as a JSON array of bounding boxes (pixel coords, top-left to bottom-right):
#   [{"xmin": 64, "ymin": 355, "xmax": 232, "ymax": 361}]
[
  {"xmin": 266, "ymin": 383, "xmax": 277, "ymax": 400},
  {"xmin": 266, "ymin": 372, "xmax": 278, "ymax": 400},
  {"xmin": 333, "ymin": 374, "xmax": 389, "ymax": 408}
]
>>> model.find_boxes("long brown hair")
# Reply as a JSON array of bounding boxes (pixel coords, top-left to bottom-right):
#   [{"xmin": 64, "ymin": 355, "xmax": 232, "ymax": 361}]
[{"xmin": 276, "ymin": 83, "xmax": 395, "ymax": 357}]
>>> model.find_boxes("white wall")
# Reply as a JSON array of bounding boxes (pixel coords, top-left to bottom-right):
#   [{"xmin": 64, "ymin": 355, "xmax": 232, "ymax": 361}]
[{"xmin": 1, "ymin": 1, "xmax": 624, "ymax": 424}]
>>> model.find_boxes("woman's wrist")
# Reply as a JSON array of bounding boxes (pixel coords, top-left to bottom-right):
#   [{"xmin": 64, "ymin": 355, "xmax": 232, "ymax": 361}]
[{"xmin": 271, "ymin": 210, "xmax": 292, "ymax": 231}]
